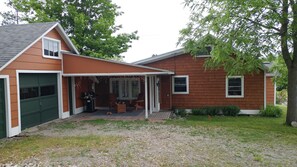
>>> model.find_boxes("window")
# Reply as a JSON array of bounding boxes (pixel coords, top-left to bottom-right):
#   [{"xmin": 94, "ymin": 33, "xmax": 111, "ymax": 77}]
[
  {"xmin": 40, "ymin": 85, "xmax": 55, "ymax": 96},
  {"xmin": 172, "ymin": 75, "xmax": 189, "ymax": 94},
  {"xmin": 110, "ymin": 78, "xmax": 140, "ymax": 100},
  {"xmin": 43, "ymin": 38, "xmax": 60, "ymax": 58},
  {"xmin": 20, "ymin": 87, "xmax": 39, "ymax": 99},
  {"xmin": 226, "ymin": 76, "xmax": 244, "ymax": 98},
  {"xmin": 196, "ymin": 46, "xmax": 212, "ymax": 57}
]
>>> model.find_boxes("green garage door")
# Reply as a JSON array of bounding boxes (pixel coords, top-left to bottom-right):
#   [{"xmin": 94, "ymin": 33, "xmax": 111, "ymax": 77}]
[
  {"xmin": 0, "ymin": 79, "xmax": 6, "ymax": 138},
  {"xmin": 20, "ymin": 73, "xmax": 58, "ymax": 130}
]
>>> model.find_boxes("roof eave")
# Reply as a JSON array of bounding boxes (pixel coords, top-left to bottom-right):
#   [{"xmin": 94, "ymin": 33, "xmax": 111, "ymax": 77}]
[{"xmin": 133, "ymin": 48, "xmax": 185, "ymax": 65}]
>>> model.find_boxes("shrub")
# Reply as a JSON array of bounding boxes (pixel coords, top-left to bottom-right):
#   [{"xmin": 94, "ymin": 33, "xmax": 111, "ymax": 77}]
[
  {"xmin": 222, "ymin": 106, "xmax": 240, "ymax": 116},
  {"xmin": 175, "ymin": 109, "xmax": 187, "ymax": 117},
  {"xmin": 192, "ymin": 108, "xmax": 207, "ymax": 115},
  {"xmin": 192, "ymin": 106, "xmax": 240, "ymax": 116},
  {"xmin": 260, "ymin": 105, "xmax": 282, "ymax": 117}
]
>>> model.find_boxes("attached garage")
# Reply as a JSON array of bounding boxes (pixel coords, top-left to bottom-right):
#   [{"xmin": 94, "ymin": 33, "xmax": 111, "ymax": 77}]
[
  {"xmin": 19, "ymin": 73, "xmax": 59, "ymax": 130},
  {"xmin": 0, "ymin": 79, "xmax": 6, "ymax": 138}
]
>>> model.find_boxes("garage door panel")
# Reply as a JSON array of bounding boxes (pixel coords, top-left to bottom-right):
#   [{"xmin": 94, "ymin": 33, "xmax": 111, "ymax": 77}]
[
  {"xmin": 20, "ymin": 73, "xmax": 58, "ymax": 130},
  {"xmin": 41, "ymin": 109, "xmax": 59, "ymax": 122},
  {"xmin": 21, "ymin": 113, "xmax": 41, "ymax": 129},
  {"xmin": 19, "ymin": 74, "xmax": 39, "ymax": 88},
  {"xmin": 39, "ymin": 74, "xmax": 57, "ymax": 86},
  {"xmin": 0, "ymin": 79, "xmax": 6, "ymax": 138},
  {"xmin": 20, "ymin": 99, "xmax": 40, "ymax": 115}
]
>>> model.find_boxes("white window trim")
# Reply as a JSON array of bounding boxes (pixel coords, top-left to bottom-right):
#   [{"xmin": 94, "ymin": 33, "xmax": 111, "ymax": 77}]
[
  {"xmin": 42, "ymin": 37, "xmax": 61, "ymax": 59},
  {"xmin": 109, "ymin": 78, "xmax": 141, "ymax": 100},
  {"xmin": 226, "ymin": 76, "xmax": 244, "ymax": 98},
  {"xmin": 172, "ymin": 75, "xmax": 189, "ymax": 94}
]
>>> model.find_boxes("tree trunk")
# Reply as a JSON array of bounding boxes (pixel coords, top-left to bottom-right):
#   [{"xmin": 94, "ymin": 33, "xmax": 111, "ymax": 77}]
[{"xmin": 286, "ymin": 66, "xmax": 297, "ymax": 125}]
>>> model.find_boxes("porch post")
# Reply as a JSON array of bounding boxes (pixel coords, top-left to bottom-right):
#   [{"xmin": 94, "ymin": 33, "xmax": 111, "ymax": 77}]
[
  {"xmin": 145, "ymin": 75, "xmax": 148, "ymax": 119},
  {"xmin": 154, "ymin": 76, "xmax": 160, "ymax": 112},
  {"xmin": 149, "ymin": 75, "xmax": 153, "ymax": 114}
]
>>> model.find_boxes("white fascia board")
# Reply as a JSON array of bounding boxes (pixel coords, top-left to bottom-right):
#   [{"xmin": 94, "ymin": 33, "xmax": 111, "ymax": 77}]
[
  {"xmin": 56, "ymin": 24, "xmax": 79, "ymax": 54},
  {"xmin": 62, "ymin": 72, "xmax": 174, "ymax": 77}
]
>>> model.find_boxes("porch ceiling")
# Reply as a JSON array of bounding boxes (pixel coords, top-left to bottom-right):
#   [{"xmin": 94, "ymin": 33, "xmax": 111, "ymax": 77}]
[{"xmin": 62, "ymin": 53, "xmax": 174, "ymax": 76}]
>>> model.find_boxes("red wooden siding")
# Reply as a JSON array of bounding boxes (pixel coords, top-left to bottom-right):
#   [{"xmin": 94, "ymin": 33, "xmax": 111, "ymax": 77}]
[
  {"xmin": 75, "ymin": 77, "xmax": 93, "ymax": 108},
  {"xmin": 266, "ymin": 76, "xmax": 275, "ymax": 105},
  {"xmin": 62, "ymin": 77, "xmax": 69, "ymax": 112},
  {"xmin": 146, "ymin": 54, "xmax": 265, "ymax": 110},
  {"xmin": 63, "ymin": 54, "xmax": 160, "ymax": 74}
]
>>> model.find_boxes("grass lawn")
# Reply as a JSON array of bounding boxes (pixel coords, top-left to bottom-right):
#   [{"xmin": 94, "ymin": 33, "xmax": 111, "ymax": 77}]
[
  {"xmin": 0, "ymin": 105, "xmax": 296, "ymax": 166},
  {"xmin": 166, "ymin": 105, "xmax": 297, "ymax": 144}
]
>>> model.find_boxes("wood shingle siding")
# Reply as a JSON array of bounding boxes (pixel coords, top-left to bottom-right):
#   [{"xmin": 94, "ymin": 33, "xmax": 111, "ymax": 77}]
[
  {"xmin": 266, "ymin": 76, "xmax": 275, "ymax": 105},
  {"xmin": 146, "ymin": 53, "xmax": 265, "ymax": 110}
]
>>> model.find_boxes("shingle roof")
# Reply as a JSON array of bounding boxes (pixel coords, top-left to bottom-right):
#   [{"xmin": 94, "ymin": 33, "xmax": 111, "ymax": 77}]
[{"xmin": 0, "ymin": 22, "xmax": 58, "ymax": 69}]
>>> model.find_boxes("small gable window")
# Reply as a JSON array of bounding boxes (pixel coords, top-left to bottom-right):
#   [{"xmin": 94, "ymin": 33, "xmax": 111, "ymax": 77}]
[
  {"xmin": 226, "ymin": 76, "xmax": 244, "ymax": 98},
  {"xmin": 172, "ymin": 75, "xmax": 189, "ymax": 94},
  {"xmin": 196, "ymin": 46, "xmax": 212, "ymax": 56},
  {"xmin": 43, "ymin": 38, "xmax": 60, "ymax": 58}
]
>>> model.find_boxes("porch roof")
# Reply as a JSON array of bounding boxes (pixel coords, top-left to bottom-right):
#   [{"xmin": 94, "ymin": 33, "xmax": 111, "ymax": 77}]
[{"xmin": 62, "ymin": 52, "xmax": 174, "ymax": 76}]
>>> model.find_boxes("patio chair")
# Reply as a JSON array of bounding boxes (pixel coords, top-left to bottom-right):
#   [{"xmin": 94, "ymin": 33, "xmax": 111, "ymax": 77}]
[{"xmin": 134, "ymin": 93, "xmax": 144, "ymax": 111}]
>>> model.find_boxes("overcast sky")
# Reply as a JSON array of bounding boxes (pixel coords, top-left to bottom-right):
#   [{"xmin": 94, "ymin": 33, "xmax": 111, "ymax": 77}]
[{"xmin": 0, "ymin": 0, "xmax": 190, "ymax": 63}]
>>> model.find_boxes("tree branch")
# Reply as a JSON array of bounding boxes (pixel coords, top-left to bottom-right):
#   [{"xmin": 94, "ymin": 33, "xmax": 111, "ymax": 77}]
[{"xmin": 243, "ymin": 17, "xmax": 281, "ymax": 32}]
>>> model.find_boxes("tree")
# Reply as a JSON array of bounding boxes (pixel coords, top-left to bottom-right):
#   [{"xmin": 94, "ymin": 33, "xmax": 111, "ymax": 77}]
[
  {"xmin": 270, "ymin": 56, "xmax": 288, "ymax": 91},
  {"xmin": 179, "ymin": 0, "xmax": 297, "ymax": 125},
  {"xmin": 1, "ymin": 0, "xmax": 138, "ymax": 59}
]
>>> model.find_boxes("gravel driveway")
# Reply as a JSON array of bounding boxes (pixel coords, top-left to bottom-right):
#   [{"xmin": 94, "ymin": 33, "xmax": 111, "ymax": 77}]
[{"xmin": 2, "ymin": 118, "xmax": 297, "ymax": 166}]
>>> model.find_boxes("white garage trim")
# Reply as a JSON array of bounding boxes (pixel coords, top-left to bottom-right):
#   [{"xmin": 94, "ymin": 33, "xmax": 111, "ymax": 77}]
[
  {"xmin": 16, "ymin": 70, "xmax": 63, "ymax": 132},
  {"xmin": 0, "ymin": 75, "xmax": 16, "ymax": 137}
]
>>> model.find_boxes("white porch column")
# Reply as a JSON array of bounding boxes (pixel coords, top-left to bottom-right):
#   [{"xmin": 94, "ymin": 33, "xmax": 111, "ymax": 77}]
[
  {"xmin": 154, "ymin": 76, "xmax": 160, "ymax": 112},
  {"xmin": 149, "ymin": 75, "xmax": 154, "ymax": 114},
  {"xmin": 145, "ymin": 75, "xmax": 148, "ymax": 119}
]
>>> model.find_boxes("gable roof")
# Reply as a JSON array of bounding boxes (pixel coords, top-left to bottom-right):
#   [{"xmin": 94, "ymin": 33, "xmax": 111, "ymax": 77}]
[
  {"xmin": 0, "ymin": 22, "xmax": 78, "ymax": 71},
  {"xmin": 133, "ymin": 48, "xmax": 185, "ymax": 65}
]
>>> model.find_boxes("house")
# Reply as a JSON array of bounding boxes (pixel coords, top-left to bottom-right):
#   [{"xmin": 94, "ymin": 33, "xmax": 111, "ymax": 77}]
[
  {"xmin": 0, "ymin": 22, "xmax": 172, "ymax": 139},
  {"xmin": 0, "ymin": 22, "xmax": 275, "ymax": 139},
  {"xmin": 134, "ymin": 48, "xmax": 276, "ymax": 113}
]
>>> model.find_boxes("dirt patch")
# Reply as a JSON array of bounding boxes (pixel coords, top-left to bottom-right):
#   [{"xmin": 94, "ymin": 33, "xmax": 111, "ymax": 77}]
[{"xmin": 1, "ymin": 119, "xmax": 297, "ymax": 166}]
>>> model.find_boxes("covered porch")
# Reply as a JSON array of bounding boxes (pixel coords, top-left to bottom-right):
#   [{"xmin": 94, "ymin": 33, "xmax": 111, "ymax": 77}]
[{"xmin": 62, "ymin": 53, "xmax": 174, "ymax": 119}]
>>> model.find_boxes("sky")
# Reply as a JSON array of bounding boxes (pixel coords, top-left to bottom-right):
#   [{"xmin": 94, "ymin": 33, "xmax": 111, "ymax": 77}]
[{"xmin": 0, "ymin": 0, "xmax": 190, "ymax": 63}]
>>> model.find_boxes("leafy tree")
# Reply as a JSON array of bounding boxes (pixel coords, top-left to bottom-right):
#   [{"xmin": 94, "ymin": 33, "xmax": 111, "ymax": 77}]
[
  {"xmin": 270, "ymin": 56, "xmax": 288, "ymax": 91},
  {"xmin": 179, "ymin": 0, "xmax": 297, "ymax": 125},
  {"xmin": 1, "ymin": 0, "xmax": 138, "ymax": 59}
]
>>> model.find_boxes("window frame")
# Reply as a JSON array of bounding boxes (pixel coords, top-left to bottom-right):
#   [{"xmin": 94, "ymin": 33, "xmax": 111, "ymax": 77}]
[
  {"xmin": 172, "ymin": 75, "xmax": 189, "ymax": 94},
  {"xmin": 42, "ymin": 37, "xmax": 61, "ymax": 59},
  {"xmin": 109, "ymin": 78, "xmax": 141, "ymax": 100},
  {"xmin": 226, "ymin": 76, "xmax": 244, "ymax": 98}
]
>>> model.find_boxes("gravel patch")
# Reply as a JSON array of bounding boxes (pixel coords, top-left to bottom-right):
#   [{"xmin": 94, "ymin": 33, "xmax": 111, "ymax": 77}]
[{"xmin": 2, "ymin": 119, "xmax": 297, "ymax": 166}]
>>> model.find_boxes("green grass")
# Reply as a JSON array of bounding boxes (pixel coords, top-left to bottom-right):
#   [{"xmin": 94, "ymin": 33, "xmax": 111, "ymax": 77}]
[
  {"xmin": 0, "ymin": 135, "xmax": 123, "ymax": 163},
  {"xmin": 166, "ymin": 105, "xmax": 297, "ymax": 144},
  {"xmin": 85, "ymin": 119, "xmax": 150, "ymax": 130}
]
